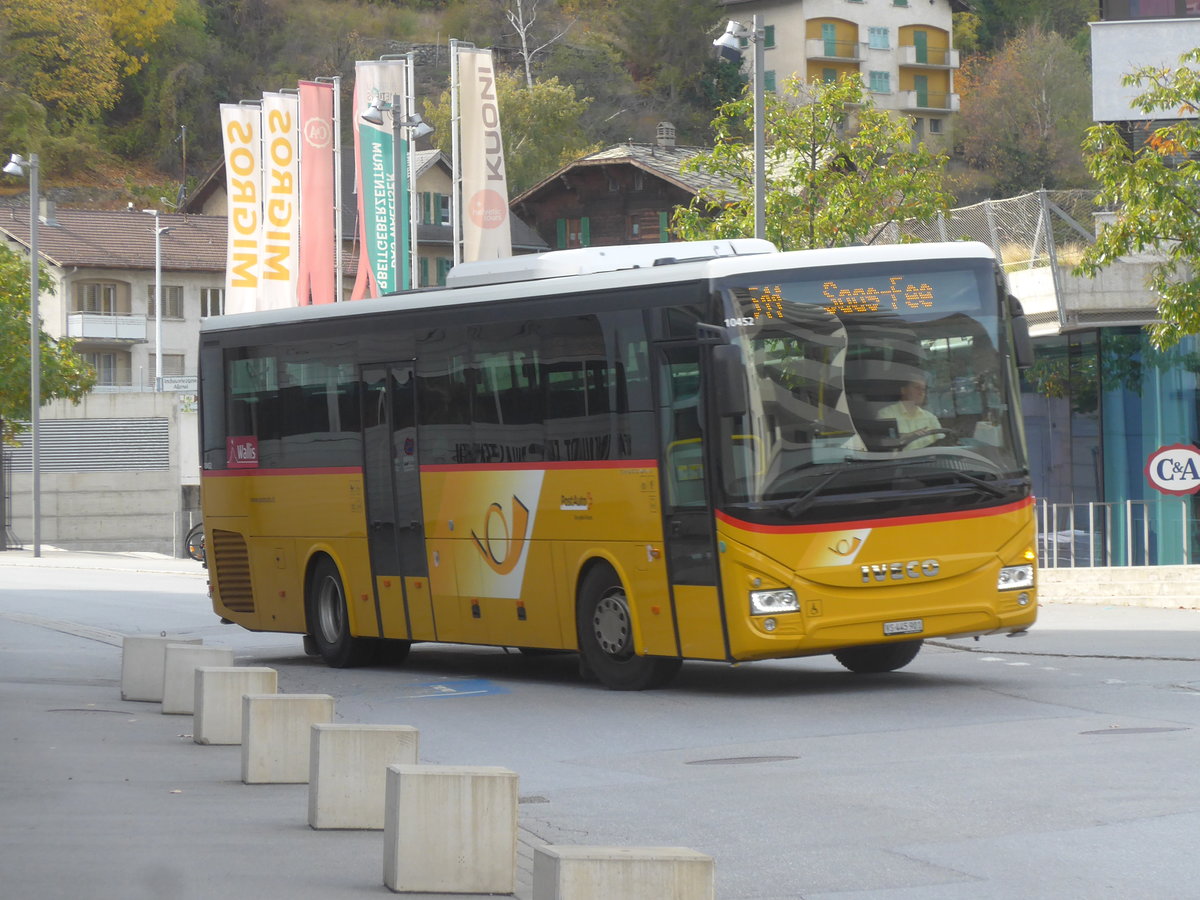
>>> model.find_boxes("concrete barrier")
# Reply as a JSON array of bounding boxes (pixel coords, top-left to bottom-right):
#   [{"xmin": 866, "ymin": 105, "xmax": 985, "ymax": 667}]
[
  {"xmin": 193, "ymin": 667, "xmax": 278, "ymax": 745},
  {"xmin": 120, "ymin": 635, "xmax": 201, "ymax": 702},
  {"xmin": 161, "ymin": 644, "xmax": 233, "ymax": 715},
  {"xmin": 532, "ymin": 846, "xmax": 716, "ymax": 900},
  {"xmin": 308, "ymin": 724, "xmax": 419, "ymax": 830},
  {"xmin": 383, "ymin": 764, "xmax": 517, "ymax": 894},
  {"xmin": 241, "ymin": 694, "xmax": 335, "ymax": 784}
]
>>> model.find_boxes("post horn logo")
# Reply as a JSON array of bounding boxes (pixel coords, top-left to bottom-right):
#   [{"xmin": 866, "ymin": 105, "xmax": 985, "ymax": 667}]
[{"xmin": 471, "ymin": 495, "xmax": 531, "ymax": 575}]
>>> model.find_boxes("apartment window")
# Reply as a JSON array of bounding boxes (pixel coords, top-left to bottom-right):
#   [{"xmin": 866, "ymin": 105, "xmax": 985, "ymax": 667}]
[
  {"xmin": 436, "ymin": 257, "xmax": 453, "ymax": 285},
  {"xmin": 73, "ymin": 281, "xmax": 126, "ymax": 315},
  {"xmin": 929, "ymin": 117, "xmax": 944, "ymax": 135},
  {"xmin": 868, "ymin": 27, "xmax": 890, "ymax": 50},
  {"xmin": 764, "ymin": 70, "xmax": 777, "ymax": 92},
  {"xmin": 893, "ymin": 0, "xmax": 909, "ymax": 6},
  {"xmin": 146, "ymin": 284, "xmax": 184, "ymax": 319},
  {"xmin": 200, "ymin": 287, "xmax": 224, "ymax": 317},
  {"xmin": 764, "ymin": 25, "xmax": 775, "ymax": 48},
  {"xmin": 869, "ymin": 71, "xmax": 891, "ymax": 94},
  {"xmin": 421, "ymin": 192, "xmax": 450, "ymax": 225},
  {"xmin": 81, "ymin": 351, "xmax": 132, "ymax": 387},
  {"xmin": 163, "ymin": 354, "xmax": 186, "ymax": 377},
  {"xmin": 822, "ymin": 67, "xmax": 838, "ymax": 83}
]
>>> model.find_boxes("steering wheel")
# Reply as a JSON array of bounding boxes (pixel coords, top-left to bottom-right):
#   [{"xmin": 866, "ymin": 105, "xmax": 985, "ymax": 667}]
[{"xmin": 898, "ymin": 427, "xmax": 958, "ymax": 448}]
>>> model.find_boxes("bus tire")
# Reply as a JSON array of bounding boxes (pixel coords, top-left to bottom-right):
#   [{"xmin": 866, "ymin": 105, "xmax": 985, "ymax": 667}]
[
  {"xmin": 576, "ymin": 565, "xmax": 682, "ymax": 691},
  {"xmin": 833, "ymin": 639, "xmax": 923, "ymax": 674},
  {"xmin": 307, "ymin": 556, "xmax": 375, "ymax": 668}
]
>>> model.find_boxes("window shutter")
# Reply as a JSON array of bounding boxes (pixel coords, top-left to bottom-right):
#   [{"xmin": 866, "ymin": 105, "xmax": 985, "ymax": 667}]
[
  {"xmin": 659, "ymin": 211, "xmax": 669, "ymax": 242},
  {"xmin": 556, "ymin": 218, "xmax": 567, "ymax": 249},
  {"xmin": 580, "ymin": 217, "xmax": 591, "ymax": 247}
]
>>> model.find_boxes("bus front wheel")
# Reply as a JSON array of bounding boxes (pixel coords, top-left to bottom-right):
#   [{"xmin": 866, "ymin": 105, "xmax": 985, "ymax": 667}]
[
  {"xmin": 576, "ymin": 566, "xmax": 682, "ymax": 691},
  {"xmin": 833, "ymin": 639, "xmax": 923, "ymax": 674},
  {"xmin": 307, "ymin": 557, "xmax": 375, "ymax": 668}
]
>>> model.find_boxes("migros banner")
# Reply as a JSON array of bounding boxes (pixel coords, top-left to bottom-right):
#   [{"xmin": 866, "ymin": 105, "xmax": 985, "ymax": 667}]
[
  {"xmin": 260, "ymin": 92, "xmax": 301, "ymax": 310},
  {"xmin": 219, "ymin": 103, "xmax": 262, "ymax": 315},
  {"xmin": 457, "ymin": 46, "xmax": 512, "ymax": 262}
]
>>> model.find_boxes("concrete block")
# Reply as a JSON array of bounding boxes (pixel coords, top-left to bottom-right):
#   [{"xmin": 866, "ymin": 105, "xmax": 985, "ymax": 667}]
[
  {"xmin": 120, "ymin": 635, "xmax": 201, "ymax": 702},
  {"xmin": 383, "ymin": 764, "xmax": 517, "ymax": 894},
  {"xmin": 193, "ymin": 667, "xmax": 278, "ymax": 745},
  {"xmin": 308, "ymin": 724, "xmax": 419, "ymax": 830},
  {"xmin": 161, "ymin": 644, "xmax": 234, "ymax": 714},
  {"xmin": 532, "ymin": 846, "xmax": 715, "ymax": 900},
  {"xmin": 241, "ymin": 694, "xmax": 335, "ymax": 784}
]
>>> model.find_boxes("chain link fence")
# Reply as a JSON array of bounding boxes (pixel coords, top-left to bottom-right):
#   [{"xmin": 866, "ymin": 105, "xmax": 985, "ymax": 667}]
[{"xmin": 874, "ymin": 189, "xmax": 1105, "ymax": 273}]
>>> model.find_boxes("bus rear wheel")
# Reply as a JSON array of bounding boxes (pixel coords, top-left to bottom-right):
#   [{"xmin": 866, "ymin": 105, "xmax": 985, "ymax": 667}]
[
  {"xmin": 307, "ymin": 557, "xmax": 375, "ymax": 668},
  {"xmin": 833, "ymin": 639, "xmax": 923, "ymax": 674},
  {"xmin": 576, "ymin": 566, "xmax": 681, "ymax": 691}
]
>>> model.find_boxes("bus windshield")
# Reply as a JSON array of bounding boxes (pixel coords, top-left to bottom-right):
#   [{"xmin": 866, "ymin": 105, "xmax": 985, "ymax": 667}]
[{"xmin": 715, "ymin": 259, "xmax": 1028, "ymax": 525}]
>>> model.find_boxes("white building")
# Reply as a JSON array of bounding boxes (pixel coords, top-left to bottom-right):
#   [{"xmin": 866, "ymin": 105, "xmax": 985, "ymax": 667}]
[{"xmin": 718, "ymin": 0, "xmax": 966, "ymax": 143}]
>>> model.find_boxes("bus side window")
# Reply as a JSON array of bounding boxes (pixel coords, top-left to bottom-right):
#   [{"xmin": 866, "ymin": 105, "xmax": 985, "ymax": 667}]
[{"xmin": 659, "ymin": 347, "xmax": 706, "ymax": 508}]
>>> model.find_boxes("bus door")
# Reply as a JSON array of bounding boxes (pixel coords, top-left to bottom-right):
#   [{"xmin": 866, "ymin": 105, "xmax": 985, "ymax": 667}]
[
  {"xmin": 656, "ymin": 344, "xmax": 728, "ymax": 660},
  {"xmin": 361, "ymin": 364, "xmax": 434, "ymax": 641}
]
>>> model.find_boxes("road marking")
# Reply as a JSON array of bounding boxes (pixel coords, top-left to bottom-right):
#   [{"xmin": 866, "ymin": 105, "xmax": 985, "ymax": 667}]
[
  {"xmin": 0, "ymin": 611, "xmax": 124, "ymax": 646},
  {"xmin": 398, "ymin": 678, "xmax": 508, "ymax": 699}
]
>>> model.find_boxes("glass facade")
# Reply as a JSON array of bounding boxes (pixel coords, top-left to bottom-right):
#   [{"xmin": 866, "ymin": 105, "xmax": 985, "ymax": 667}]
[{"xmin": 1022, "ymin": 328, "xmax": 1200, "ymax": 565}]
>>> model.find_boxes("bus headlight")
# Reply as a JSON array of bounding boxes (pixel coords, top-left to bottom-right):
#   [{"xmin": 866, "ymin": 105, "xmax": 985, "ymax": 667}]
[
  {"xmin": 997, "ymin": 565, "xmax": 1034, "ymax": 591},
  {"xmin": 750, "ymin": 589, "xmax": 799, "ymax": 615}
]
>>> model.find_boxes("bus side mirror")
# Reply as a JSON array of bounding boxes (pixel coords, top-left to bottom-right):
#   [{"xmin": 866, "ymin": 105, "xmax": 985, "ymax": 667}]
[
  {"xmin": 1008, "ymin": 295, "xmax": 1034, "ymax": 370},
  {"xmin": 711, "ymin": 344, "xmax": 747, "ymax": 418}
]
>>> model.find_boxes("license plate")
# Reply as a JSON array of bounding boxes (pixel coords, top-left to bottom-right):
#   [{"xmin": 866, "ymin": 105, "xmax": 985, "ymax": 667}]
[{"xmin": 883, "ymin": 618, "xmax": 924, "ymax": 636}]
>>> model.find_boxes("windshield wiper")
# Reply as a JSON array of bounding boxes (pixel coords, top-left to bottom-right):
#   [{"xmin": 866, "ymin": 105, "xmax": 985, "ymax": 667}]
[{"xmin": 785, "ymin": 459, "xmax": 899, "ymax": 518}]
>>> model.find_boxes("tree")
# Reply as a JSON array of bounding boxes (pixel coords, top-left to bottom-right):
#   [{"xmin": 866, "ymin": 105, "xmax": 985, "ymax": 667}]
[
  {"xmin": 0, "ymin": 247, "xmax": 96, "ymax": 444},
  {"xmin": 963, "ymin": 0, "xmax": 1094, "ymax": 52},
  {"xmin": 424, "ymin": 72, "xmax": 599, "ymax": 197},
  {"xmin": 954, "ymin": 26, "xmax": 1092, "ymax": 198},
  {"xmin": 503, "ymin": 0, "xmax": 574, "ymax": 87},
  {"xmin": 1077, "ymin": 47, "xmax": 1200, "ymax": 350},
  {"xmin": 673, "ymin": 74, "xmax": 951, "ymax": 251}
]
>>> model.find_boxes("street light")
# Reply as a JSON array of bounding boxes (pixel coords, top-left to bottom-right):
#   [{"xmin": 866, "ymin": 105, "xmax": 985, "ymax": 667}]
[
  {"xmin": 714, "ymin": 17, "xmax": 766, "ymax": 241},
  {"xmin": 361, "ymin": 92, "xmax": 432, "ymax": 291},
  {"xmin": 143, "ymin": 209, "xmax": 171, "ymax": 390},
  {"xmin": 2, "ymin": 152, "xmax": 41, "ymax": 557}
]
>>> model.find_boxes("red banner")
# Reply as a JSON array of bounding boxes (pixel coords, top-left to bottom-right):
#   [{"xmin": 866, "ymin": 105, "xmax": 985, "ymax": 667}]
[{"xmin": 298, "ymin": 81, "xmax": 337, "ymax": 305}]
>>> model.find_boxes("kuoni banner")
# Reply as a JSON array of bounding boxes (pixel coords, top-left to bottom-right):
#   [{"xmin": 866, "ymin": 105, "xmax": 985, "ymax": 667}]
[
  {"xmin": 219, "ymin": 103, "xmax": 262, "ymax": 315},
  {"xmin": 260, "ymin": 92, "xmax": 300, "ymax": 310},
  {"xmin": 457, "ymin": 46, "xmax": 512, "ymax": 262},
  {"xmin": 298, "ymin": 81, "xmax": 337, "ymax": 305},
  {"xmin": 352, "ymin": 59, "xmax": 409, "ymax": 299}
]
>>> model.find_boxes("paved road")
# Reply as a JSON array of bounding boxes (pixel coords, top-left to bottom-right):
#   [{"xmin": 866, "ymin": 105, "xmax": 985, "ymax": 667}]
[{"xmin": 2, "ymin": 550, "xmax": 1199, "ymax": 899}]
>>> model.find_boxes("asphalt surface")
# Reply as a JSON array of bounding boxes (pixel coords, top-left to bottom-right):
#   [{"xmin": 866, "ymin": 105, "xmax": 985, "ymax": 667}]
[{"xmin": 2, "ymin": 548, "xmax": 1199, "ymax": 900}]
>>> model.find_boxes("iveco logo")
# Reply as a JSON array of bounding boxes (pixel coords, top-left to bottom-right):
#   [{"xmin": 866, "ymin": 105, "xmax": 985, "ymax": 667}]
[{"xmin": 860, "ymin": 559, "xmax": 940, "ymax": 583}]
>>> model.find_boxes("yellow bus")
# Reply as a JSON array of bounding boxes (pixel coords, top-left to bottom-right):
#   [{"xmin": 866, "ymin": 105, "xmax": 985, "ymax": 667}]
[{"xmin": 198, "ymin": 239, "xmax": 1037, "ymax": 689}]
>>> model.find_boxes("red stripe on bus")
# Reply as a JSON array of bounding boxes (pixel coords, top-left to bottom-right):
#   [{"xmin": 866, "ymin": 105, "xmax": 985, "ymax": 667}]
[
  {"xmin": 419, "ymin": 459, "xmax": 658, "ymax": 473},
  {"xmin": 202, "ymin": 467, "xmax": 363, "ymax": 478},
  {"xmin": 716, "ymin": 496, "xmax": 1034, "ymax": 534}
]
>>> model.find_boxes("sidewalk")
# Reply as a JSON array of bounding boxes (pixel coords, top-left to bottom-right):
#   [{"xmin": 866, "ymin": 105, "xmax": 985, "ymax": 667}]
[{"xmin": 0, "ymin": 546, "xmax": 205, "ymax": 576}]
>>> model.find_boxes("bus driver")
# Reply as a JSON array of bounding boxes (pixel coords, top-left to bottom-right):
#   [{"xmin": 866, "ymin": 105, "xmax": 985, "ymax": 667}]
[{"xmin": 878, "ymin": 378, "xmax": 943, "ymax": 450}]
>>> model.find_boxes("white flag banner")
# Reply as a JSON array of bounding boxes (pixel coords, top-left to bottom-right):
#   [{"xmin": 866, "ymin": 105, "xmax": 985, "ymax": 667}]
[
  {"xmin": 260, "ymin": 92, "xmax": 301, "ymax": 310},
  {"xmin": 219, "ymin": 103, "xmax": 262, "ymax": 315},
  {"xmin": 457, "ymin": 46, "xmax": 512, "ymax": 261},
  {"xmin": 352, "ymin": 59, "xmax": 409, "ymax": 298}
]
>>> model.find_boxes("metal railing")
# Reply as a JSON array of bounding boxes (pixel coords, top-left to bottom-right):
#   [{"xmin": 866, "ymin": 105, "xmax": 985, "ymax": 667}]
[{"xmin": 1036, "ymin": 498, "xmax": 1196, "ymax": 567}]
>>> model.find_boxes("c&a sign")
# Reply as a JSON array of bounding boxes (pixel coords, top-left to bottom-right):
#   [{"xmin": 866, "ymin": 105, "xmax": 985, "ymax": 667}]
[{"xmin": 1145, "ymin": 444, "xmax": 1200, "ymax": 495}]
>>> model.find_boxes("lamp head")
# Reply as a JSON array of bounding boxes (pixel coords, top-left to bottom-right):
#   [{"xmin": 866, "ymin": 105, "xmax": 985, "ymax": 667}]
[
  {"xmin": 3, "ymin": 153, "xmax": 28, "ymax": 176},
  {"xmin": 361, "ymin": 100, "xmax": 386, "ymax": 126},
  {"xmin": 713, "ymin": 20, "xmax": 746, "ymax": 63},
  {"xmin": 404, "ymin": 115, "xmax": 434, "ymax": 139}
]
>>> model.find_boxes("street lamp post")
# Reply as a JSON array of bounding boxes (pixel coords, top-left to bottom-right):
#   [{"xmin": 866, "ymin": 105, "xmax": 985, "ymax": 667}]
[
  {"xmin": 3, "ymin": 153, "xmax": 41, "ymax": 557},
  {"xmin": 361, "ymin": 94, "xmax": 432, "ymax": 291},
  {"xmin": 144, "ymin": 209, "xmax": 170, "ymax": 390},
  {"xmin": 714, "ymin": 17, "xmax": 767, "ymax": 241}
]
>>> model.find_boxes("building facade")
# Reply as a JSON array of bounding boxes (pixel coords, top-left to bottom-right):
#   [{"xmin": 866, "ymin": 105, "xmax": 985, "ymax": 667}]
[{"xmin": 718, "ymin": 0, "xmax": 966, "ymax": 143}]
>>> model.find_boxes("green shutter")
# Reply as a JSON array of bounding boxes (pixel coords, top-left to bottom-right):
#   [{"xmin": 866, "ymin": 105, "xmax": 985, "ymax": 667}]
[
  {"xmin": 822, "ymin": 23, "xmax": 836, "ymax": 56},
  {"xmin": 914, "ymin": 30, "xmax": 928, "ymax": 65},
  {"xmin": 659, "ymin": 211, "xmax": 669, "ymax": 242},
  {"xmin": 419, "ymin": 257, "xmax": 429, "ymax": 287},
  {"xmin": 764, "ymin": 25, "xmax": 775, "ymax": 48},
  {"xmin": 581, "ymin": 217, "xmax": 591, "ymax": 247},
  {"xmin": 556, "ymin": 218, "xmax": 567, "ymax": 249},
  {"xmin": 764, "ymin": 70, "xmax": 776, "ymax": 92}
]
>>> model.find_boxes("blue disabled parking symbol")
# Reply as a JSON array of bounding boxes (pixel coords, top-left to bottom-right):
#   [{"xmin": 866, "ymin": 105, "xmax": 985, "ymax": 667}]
[{"xmin": 398, "ymin": 679, "xmax": 508, "ymax": 699}]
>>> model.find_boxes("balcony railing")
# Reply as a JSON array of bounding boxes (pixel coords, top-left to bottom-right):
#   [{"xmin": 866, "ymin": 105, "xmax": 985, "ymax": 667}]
[
  {"xmin": 898, "ymin": 45, "xmax": 959, "ymax": 69},
  {"xmin": 806, "ymin": 38, "xmax": 864, "ymax": 62},
  {"xmin": 899, "ymin": 90, "xmax": 959, "ymax": 112},
  {"xmin": 67, "ymin": 313, "xmax": 148, "ymax": 343}
]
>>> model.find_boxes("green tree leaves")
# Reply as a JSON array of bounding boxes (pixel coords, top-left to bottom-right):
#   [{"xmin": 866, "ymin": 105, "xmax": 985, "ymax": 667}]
[
  {"xmin": 1077, "ymin": 47, "xmax": 1200, "ymax": 349},
  {"xmin": 672, "ymin": 75, "xmax": 951, "ymax": 251}
]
